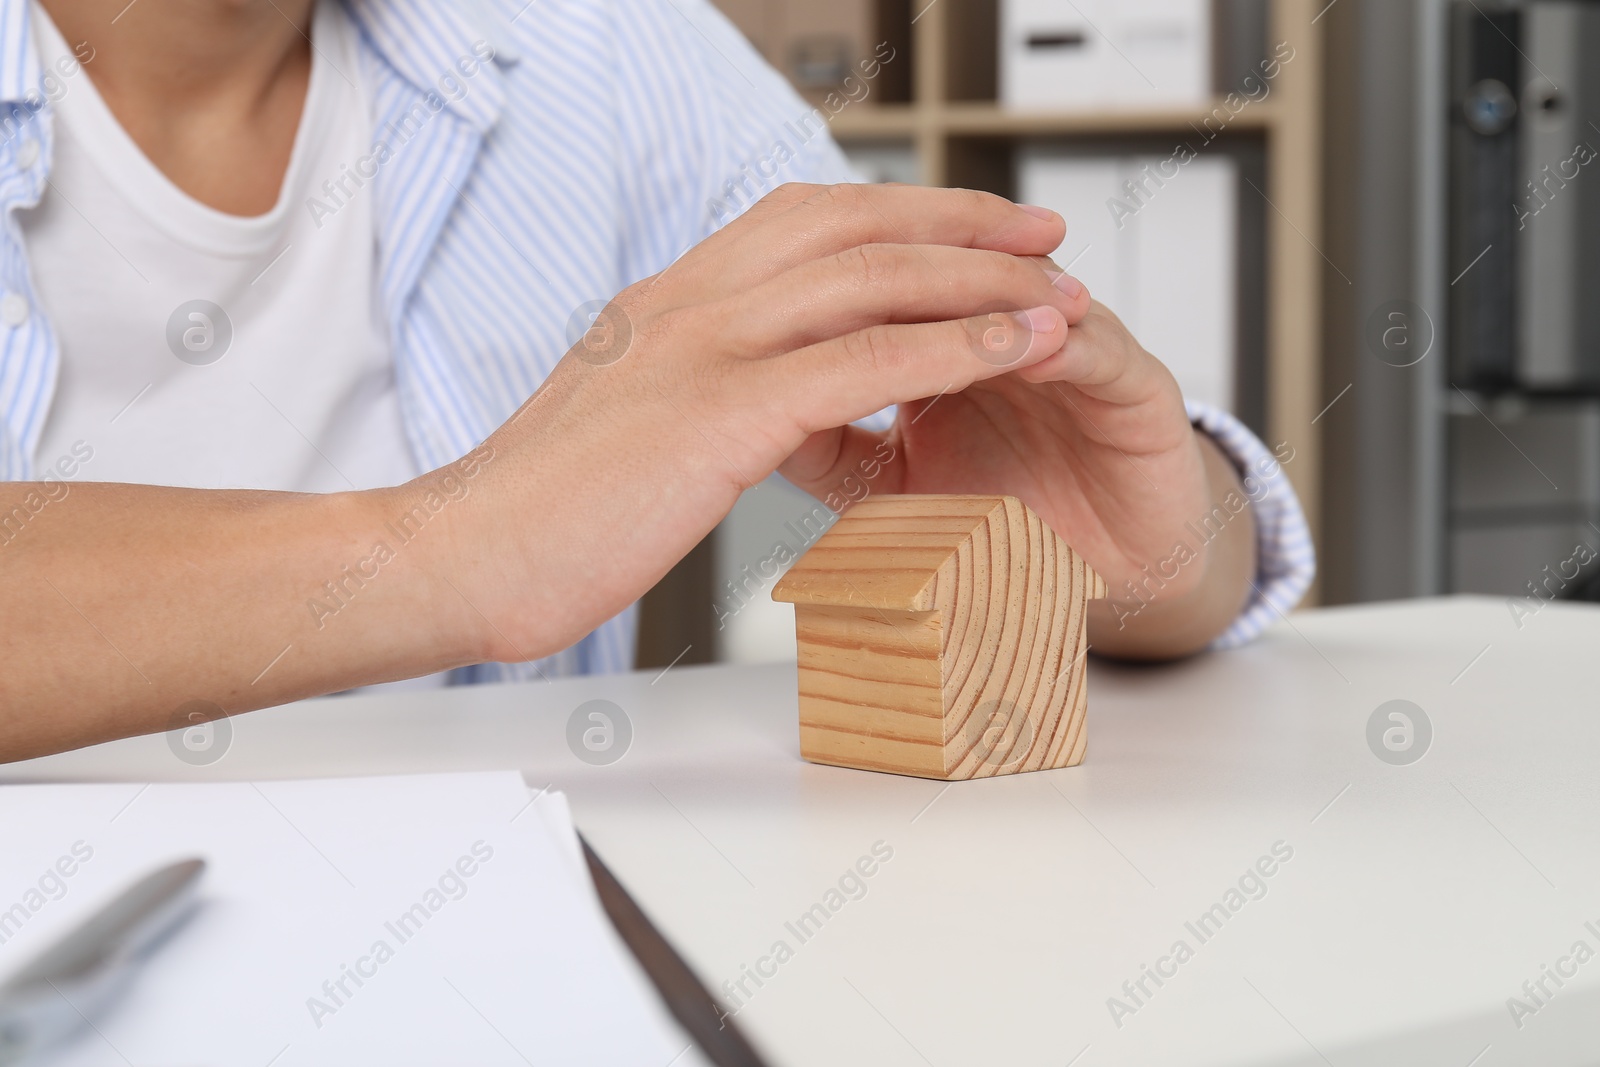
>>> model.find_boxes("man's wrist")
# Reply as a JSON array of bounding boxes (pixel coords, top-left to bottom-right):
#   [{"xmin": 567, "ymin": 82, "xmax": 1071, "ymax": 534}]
[{"xmin": 354, "ymin": 455, "xmax": 501, "ymax": 670}]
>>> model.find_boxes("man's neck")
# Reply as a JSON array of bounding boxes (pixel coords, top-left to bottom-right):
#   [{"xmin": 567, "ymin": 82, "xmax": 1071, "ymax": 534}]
[{"xmin": 39, "ymin": 0, "xmax": 316, "ymax": 215}]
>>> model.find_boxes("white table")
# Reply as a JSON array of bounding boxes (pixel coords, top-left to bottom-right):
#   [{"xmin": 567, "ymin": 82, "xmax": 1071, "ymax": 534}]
[{"xmin": 10, "ymin": 596, "xmax": 1600, "ymax": 1066}]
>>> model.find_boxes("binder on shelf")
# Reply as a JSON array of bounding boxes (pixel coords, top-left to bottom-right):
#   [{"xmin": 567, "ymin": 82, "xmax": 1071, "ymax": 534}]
[
  {"xmin": 1000, "ymin": 0, "xmax": 1213, "ymax": 110},
  {"xmin": 1017, "ymin": 145, "xmax": 1238, "ymax": 412}
]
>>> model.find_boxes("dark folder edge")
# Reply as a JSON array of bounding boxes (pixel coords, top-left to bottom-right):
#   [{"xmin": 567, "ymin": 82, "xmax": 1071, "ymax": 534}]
[{"xmin": 579, "ymin": 833, "xmax": 771, "ymax": 1067}]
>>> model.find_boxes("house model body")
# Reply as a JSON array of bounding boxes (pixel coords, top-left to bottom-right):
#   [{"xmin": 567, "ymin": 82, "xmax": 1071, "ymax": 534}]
[{"xmin": 771, "ymin": 494, "xmax": 1106, "ymax": 781}]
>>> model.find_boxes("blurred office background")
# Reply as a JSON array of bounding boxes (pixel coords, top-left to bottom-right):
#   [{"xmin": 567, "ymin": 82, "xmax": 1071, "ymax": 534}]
[{"xmin": 634, "ymin": 0, "xmax": 1600, "ymax": 669}]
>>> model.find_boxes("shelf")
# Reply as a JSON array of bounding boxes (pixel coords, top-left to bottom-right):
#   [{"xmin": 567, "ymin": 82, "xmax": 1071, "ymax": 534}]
[
  {"xmin": 826, "ymin": 104, "xmax": 921, "ymax": 139},
  {"xmin": 939, "ymin": 101, "xmax": 1282, "ymax": 137},
  {"xmin": 828, "ymin": 101, "xmax": 1283, "ymax": 142}
]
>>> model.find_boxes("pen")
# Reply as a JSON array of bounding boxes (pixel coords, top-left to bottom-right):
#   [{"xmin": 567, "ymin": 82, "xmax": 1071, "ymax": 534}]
[{"xmin": 0, "ymin": 858, "xmax": 206, "ymax": 1065}]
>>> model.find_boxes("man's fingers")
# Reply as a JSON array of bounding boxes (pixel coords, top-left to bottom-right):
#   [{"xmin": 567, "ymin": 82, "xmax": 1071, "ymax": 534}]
[
  {"xmin": 1021, "ymin": 256, "xmax": 1092, "ymax": 324},
  {"xmin": 762, "ymin": 308, "xmax": 1067, "ymax": 434},
  {"xmin": 722, "ymin": 243, "xmax": 1083, "ymax": 355},
  {"xmin": 672, "ymin": 183, "xmax": 1066, "ymax": 300},
  {"xmin": 777, "ymin": 425, "xmax": 906, "ymax": 504},
  {"xmin": 1014, "ymin": 301, "xmax": 1173, "ymax": 407}
]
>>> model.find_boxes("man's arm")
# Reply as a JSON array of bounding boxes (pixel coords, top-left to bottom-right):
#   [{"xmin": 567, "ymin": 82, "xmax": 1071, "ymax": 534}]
[
  {"xmin": 0, "ymin": 183, "xmax": 1081, "ymax": 761},
  {"xmin": 0, "ymin": 476, "xmax": 487, "ymax": 760}
]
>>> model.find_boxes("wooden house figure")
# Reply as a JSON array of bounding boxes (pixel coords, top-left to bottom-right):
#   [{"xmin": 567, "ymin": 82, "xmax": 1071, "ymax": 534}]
[{"xmin": 772, "ymin": 495, "xmax": 1106, "ymax": 781}]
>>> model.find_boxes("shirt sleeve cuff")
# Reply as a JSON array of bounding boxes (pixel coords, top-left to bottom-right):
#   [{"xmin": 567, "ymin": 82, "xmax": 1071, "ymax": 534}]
[{"xmin": 1186, "ymin": 400, "xmax": 1317, "ymax": 648}]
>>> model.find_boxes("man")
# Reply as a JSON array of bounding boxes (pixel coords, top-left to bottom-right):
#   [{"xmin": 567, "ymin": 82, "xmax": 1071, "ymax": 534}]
[{"xmin": 0, "ymin": 0, "xmax": 1310, "ymax": 760}]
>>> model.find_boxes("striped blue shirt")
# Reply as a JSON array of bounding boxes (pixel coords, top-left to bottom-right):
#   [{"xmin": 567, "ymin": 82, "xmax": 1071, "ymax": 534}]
[{"xmin": 0, "ymin": 0, "xmax": 1312, "ymax": 679}]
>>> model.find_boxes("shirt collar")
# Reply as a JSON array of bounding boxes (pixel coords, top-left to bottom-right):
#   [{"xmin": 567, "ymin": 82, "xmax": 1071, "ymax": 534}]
[
  {"xmin": 342, "ymin": 0, "xmax": 511, "ymax": 135},
  {"xmin": 0, "ymin": 0, "xmax": 43, "ymax": 108}
]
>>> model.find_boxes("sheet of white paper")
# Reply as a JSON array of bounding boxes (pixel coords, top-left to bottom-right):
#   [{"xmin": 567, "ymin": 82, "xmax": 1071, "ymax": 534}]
[
  {"xmin": 529, "ymin": 785, "xmax": 586, "ymax": 878},
  {"xmin": 0, "ymin": 772, "xmax": 683, "ymax": 1066}
]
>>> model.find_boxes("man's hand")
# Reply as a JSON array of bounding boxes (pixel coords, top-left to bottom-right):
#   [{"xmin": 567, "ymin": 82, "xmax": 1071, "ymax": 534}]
[
  {"xmin": 779, "ymin": 278, "xmax": 1257, "ymax": 659},
  {"xmin": 445, "ymin": 184, "xmax": 1089, "ymax": 663}
]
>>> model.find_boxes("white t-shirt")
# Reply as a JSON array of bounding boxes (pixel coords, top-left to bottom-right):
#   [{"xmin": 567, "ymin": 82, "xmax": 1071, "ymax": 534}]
[{"xmin": 24, "ymin": 0, "xmax": 415, "ymax": 495}]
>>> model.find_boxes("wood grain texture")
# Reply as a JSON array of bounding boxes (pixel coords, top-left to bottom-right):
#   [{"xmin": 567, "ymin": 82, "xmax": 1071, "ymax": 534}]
[{"xmin": 772, "ymin": 495, "xmax": 1106, "ymax": 780}]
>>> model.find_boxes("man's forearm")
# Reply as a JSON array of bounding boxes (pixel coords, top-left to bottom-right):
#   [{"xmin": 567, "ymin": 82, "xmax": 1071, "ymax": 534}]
[
  {"xmin": 1087, "ymin": 432, "xmax": 1257, "ymax": 660},
  {"xmin": 0, "ymin": 472, "xmax": 489, "ymax": 762}
]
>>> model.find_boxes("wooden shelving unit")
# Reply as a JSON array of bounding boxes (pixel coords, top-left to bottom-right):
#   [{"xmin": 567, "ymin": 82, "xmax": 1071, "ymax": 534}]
[{"xmin": 826, "ymin": 0, "xmax": 1328, "ymax": 594}]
